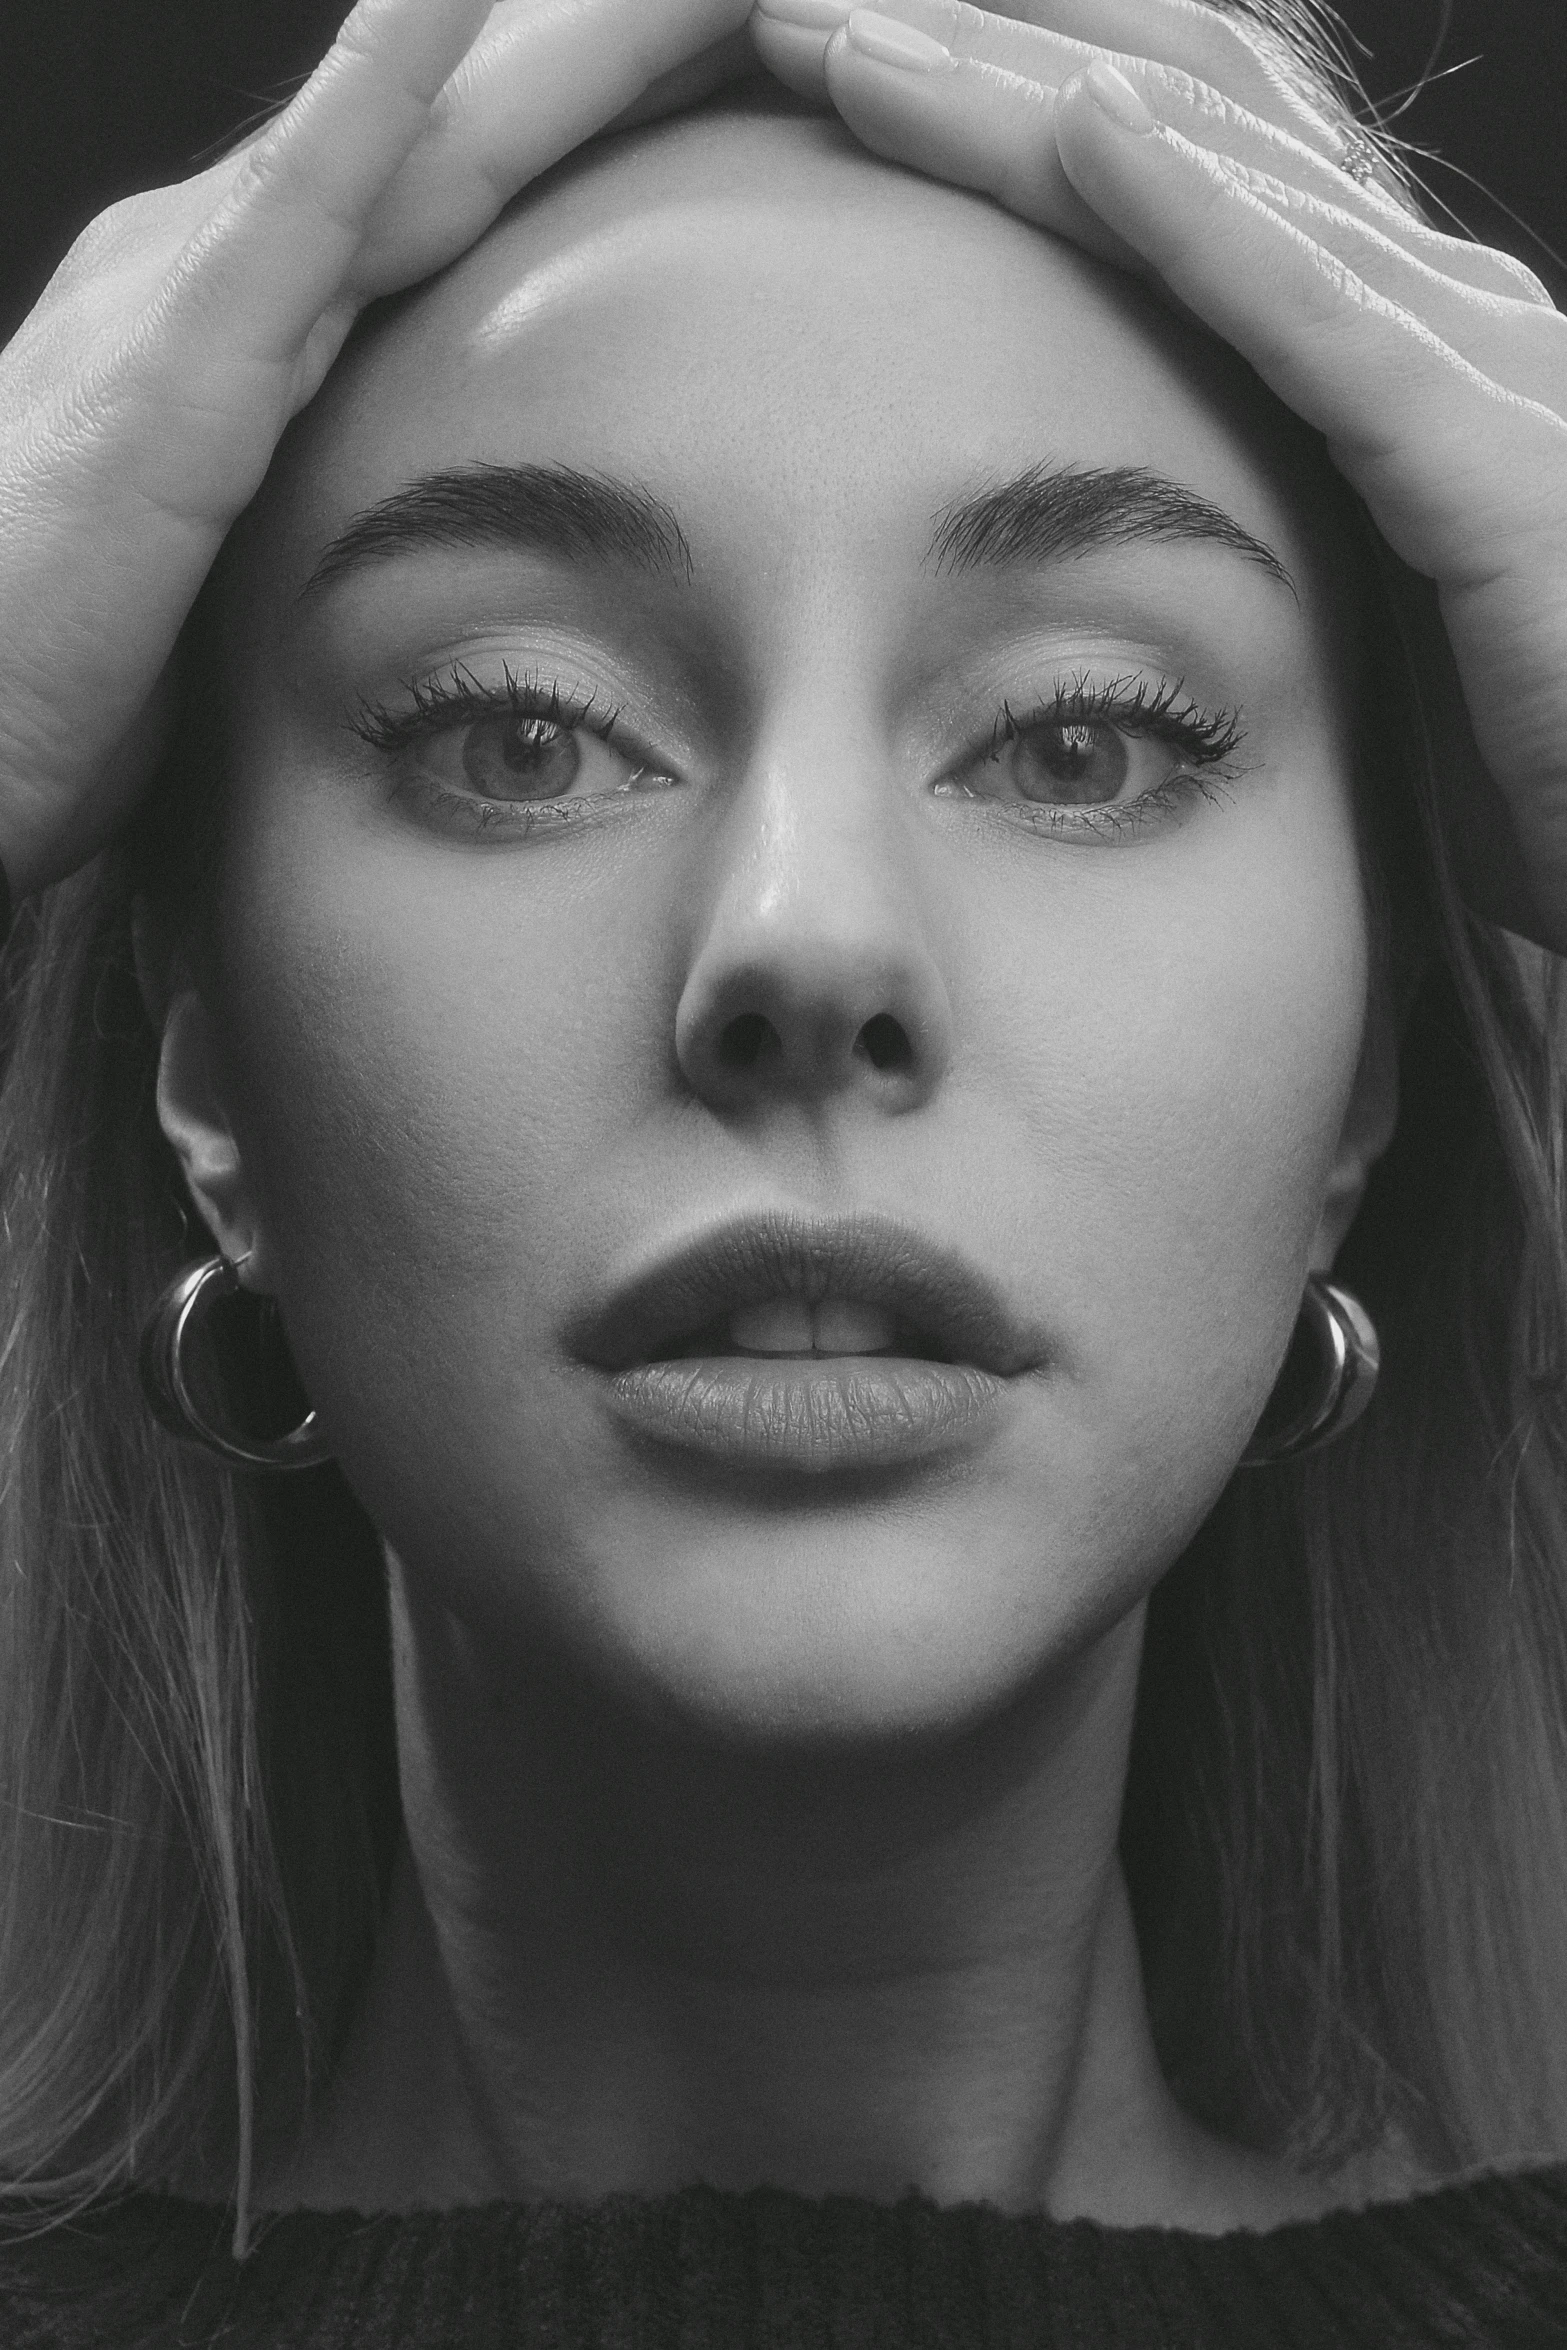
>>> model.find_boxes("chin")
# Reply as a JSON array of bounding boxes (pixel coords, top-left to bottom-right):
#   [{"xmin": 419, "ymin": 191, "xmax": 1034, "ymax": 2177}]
[{"xmin": 562, "ymin": 1508, "xmax": 1117, "ymax": 1754}]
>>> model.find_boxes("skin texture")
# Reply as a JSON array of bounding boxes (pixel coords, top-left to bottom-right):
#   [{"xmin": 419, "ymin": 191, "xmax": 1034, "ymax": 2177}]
[
  {"xmin": 155, "ymin": 100, "xmax": 1405, "ymax": 2225},
  {"xmin": 753, "ymin": 0, "xmax": 1567, "ymax": 951}
]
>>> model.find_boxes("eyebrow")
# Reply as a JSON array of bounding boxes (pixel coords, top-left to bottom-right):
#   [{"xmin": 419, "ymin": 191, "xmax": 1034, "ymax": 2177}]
[
  {"xmin": 928, "ymin": 461, "xmax": 1295, "ymax": 592},
  {"xmin": 301, "ymin": 456, "xmax": 1291, "ymax": 602},
  {"xmin": 302, "ymin": 462, "xmax": 694, "ymax": 598}
]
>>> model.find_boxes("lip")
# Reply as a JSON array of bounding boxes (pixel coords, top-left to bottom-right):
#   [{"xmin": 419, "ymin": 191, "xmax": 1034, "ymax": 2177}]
[
  {"xmin": 568, "ymin": 1208, "xmax": 1037, "ymax": 1376},
  {"xmin": 566, "ymin": 1209, "xmax": 1042, "ymax": 1476},
  {"xmin": 600, "ymin": 1356, "xmax": 1010, "ymax": 1475}
]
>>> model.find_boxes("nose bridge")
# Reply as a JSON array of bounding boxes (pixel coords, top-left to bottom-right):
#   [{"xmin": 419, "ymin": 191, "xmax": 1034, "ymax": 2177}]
[
  {"xmin": 734, "ymin": 724, "xmax": 903, "ymax": 1001},
  {"xmin": 673, "ymin": 714, "xmax": 952, "ymax": 1114}
]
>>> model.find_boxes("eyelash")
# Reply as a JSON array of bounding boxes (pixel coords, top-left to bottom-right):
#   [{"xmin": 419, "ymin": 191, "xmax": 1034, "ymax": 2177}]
[
  {"xmin": 348, "ymin": 664, "xmax": 632, "ymax": 835},
  {"xmin": 347, "ymin": 662, "xmax": 1245, "ymax": 840},
  {"xmin": 350, "ymin": 665, "xmax": 620, "ymax": 757},
  {"xmin": 969, "ymin": 670, "xmax": 1244, "ymax": 841}
]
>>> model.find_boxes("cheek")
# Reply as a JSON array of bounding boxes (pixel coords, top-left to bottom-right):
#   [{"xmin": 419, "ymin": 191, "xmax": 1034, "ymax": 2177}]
[
  {"xmin": 210, "ymin": 804, "xmax": 671, "ymax": 1529},
  {"xmin": 966, "ymin": 776, "xmax": 1369, "ymax": 1491}
]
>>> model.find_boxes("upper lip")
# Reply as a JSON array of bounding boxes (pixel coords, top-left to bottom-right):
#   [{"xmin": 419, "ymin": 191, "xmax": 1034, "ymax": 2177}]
[{"xmin": 566, "ymin": 1209, "xmax": 1041, "ymax": 1377}]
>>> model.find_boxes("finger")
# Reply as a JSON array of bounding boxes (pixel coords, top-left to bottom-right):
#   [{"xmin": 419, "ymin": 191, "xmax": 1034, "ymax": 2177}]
[
  {"xmin": 1051, "ymin": 69, "xmax": 1567, "ymax": 583},
  {"xmin": 816, "ymin": 12, "xmax": 1539, "ymax": 311},
  {"xmin": 1230, "ymin": 153, "xmax": 1560, "ymax": 314},
  {"xmin": 747, "ymin": 0, "xmax": 846, "ymax": 103},
  {"xmin": 762, "ymin": 0, "xmax": 1557, "ymax": 317},
  {"xmin": 819, "ymin": 16, "xmax": 1136, "ymax": 266},
  {"xmin": 603, "ymin": 22, "xmax": 759, "ymax": 134},
  {"xmin": 351, "ymin": 0, "xmax": 756, "ymax": 293},
  {"xmin": 0, "ymin": 0, "xmax": 501, "ymax": 649},
  {"xmin": 753, "ymin": 0, "xmax": 1341, "ymax": 150},
  {"xmin": 1213, "ymin": 159, "xmax": 1567, "ymax": 406},
  {"xmin": 994, "ymin": 0, "xmax": 1349, "ymax": 153},
  {"xmin": 180, "ymin": 0, "xmax": 498, "ymax": 365},
  {"xmin": 752, "ymin": 0, "xmax": 1097, "ymax": 109},
  {"xmin": 1126, "ymin": 71, "xmax": 1554, "ymax": 309}
]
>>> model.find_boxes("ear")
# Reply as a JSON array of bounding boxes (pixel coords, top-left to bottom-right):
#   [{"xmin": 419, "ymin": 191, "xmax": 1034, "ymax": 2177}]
[
  {"xmin": 1308, "ymin": 973, "xmax": 1402, "ymax": 1273},
  {"xmin": 154, "ymin": 987, "xmax": 272, "ymax": 1290}
]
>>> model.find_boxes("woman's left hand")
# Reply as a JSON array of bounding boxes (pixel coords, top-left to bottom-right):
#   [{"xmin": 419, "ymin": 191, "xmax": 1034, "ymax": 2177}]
[{"xmin": 750, "ymin": 0, "xmax": 1567, "ymax": 952}]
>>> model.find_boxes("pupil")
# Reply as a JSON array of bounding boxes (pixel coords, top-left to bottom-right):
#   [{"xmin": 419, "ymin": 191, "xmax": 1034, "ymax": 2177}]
[
  {"xmin": 462, "ymin": 712, "xmax": 580, "ymax": 801},
  {"xmin": 1017, "ymin": 719, "xmax": 1127, "ymax": 806}
]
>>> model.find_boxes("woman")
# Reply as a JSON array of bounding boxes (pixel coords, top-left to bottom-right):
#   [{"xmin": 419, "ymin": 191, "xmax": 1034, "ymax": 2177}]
[{"xmin": 1, "ymin": 0, "xmax": 1565, "ymax": 2340}]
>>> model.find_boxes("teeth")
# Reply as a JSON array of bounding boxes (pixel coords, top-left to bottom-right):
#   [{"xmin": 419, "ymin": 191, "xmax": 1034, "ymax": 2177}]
[
  {"xmin": 726, "ymin": 1297, "xmax": 899, "ymax": 1356},
  {"xmin": 814, "ymin": 1299, "xmax": 897, "ymax": 1354},
  {"xmin": 729, "ymin": 1299, "xmax": 815, "ymax": 1355}
]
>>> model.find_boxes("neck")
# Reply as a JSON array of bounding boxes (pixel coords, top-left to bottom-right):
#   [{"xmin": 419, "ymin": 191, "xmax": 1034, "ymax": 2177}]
[{"xmin": 252, "ymin": 1568, "xmax": 1320, "ymax": 2228}]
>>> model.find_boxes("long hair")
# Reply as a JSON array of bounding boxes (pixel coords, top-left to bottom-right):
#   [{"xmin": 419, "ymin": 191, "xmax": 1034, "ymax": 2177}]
[{"xmin": 2, "ymin": 0, "xmax": 1564, "ymax": 2259}]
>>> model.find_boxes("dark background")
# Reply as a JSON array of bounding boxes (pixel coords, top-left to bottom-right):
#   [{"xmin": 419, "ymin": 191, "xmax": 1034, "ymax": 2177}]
[{"xmin": 2, "ymin": 0, "xmax": 1563, "ymax": 341}]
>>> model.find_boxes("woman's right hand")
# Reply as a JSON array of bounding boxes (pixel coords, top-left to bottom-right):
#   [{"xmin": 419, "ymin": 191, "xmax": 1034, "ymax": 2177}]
[{"xmin": 0, "ymin": 0, "xmax": 753, "ymax": 898}]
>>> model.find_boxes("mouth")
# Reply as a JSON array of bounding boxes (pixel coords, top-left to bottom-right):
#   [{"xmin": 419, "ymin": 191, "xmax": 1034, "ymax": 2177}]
[
  {"xmin": 569, "ymin": 1208, "xmax": 1036, "ymax": 1377},
  {"xmin": 567, "ymin": 1210, "xmax": 1040, "ymax": 1476}
]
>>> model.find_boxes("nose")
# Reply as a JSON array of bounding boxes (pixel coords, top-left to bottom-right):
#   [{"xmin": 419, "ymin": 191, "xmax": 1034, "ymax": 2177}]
[{"xmin": 673, "ymin": 744, "xmax": 953, "ymax": 1117}]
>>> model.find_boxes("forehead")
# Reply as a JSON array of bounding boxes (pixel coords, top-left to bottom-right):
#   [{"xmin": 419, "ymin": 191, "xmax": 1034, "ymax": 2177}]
[{"xmin": 258, "ymin": 103, "xmax": 1325, "ymax": 596}]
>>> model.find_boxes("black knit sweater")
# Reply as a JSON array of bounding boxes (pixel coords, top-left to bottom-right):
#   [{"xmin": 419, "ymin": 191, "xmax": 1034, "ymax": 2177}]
[{"xmin": 3, "ymin": 2166, "xmax": 1566, "ymax": 2349}]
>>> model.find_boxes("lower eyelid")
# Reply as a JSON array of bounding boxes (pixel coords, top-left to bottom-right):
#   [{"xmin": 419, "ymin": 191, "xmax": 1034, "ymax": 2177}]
[
  {"xmin": 403, "ymin": 781, "xmax": 607, "ymax": 836},
  {"xmin": 1028, "ymin": 774, "xmax": 1218, "ymax": 831}
]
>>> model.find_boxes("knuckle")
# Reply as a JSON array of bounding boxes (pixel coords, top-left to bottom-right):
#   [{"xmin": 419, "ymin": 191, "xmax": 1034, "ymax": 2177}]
[
  {"xmin": 1259, "ymin": 243, "xmax": 1361, "ymax": 334},
  {"xmin": 61, "ymin": 197, "xmax": 140, "ymax": 269},
  {"xmin": 327, "ymin": 14, "xmax": 383, "ymax": 75},
  {"xmin": 1299, "ymin": 246, "xmax": 1399, "ymax": 338},
  {"xmin": 51, "ymin": 192, "xmax": 167, "ymax": 292},
  {"xmin": 1178, "ymin": 2, "xmax": 1344, "ymax": 144},
  {"xmin": 1178, "ymin": 3, "xmax": 1274, "ymax": 86},
  {"xmin": 1487, "ymin": 252, "xmax": 1557, "ymax": 309},
  {"xmin": 1162, "ymin": 69, "xmax": 1259, "ymax": 144},
  {"xmin": 223, "ymin": 131, "xmax": 360, "ymax": 243},
  {"xmin": 1234, "ymin": 207, "xmax": 1379, "ymax": 337},
  {"xmin": 222, "ymin": 123, "xmax": 311, "ymax": 213}
]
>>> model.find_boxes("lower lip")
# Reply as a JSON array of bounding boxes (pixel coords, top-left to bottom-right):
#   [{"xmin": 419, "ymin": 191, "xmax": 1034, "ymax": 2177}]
[{"xmin": 600, "ymin": 1355, "xmax": 1009, "ymax": 1474}]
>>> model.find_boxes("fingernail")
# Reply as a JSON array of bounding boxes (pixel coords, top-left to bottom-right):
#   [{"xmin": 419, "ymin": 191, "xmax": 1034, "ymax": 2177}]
[
  {"xmin": 1083, "ymin": 58, "xmax": 1156, "ymax": 134},
  {"xmin": 845, "ymin": 9, "xmax": 954, "ymax": 71},
  {"xmin": 752, "ymin": 0, "xmax": 854, "ymax": 28}
]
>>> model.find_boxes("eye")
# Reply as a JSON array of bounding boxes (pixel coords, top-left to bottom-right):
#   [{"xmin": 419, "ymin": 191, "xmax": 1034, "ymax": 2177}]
[
  {"xmin": 421, "ymin": 705, "xmax": 643, "ymax": 803},
  {"xmin": 1004, "ymin": 716, "xmax": 1131, "ymax": 807},
  {"xmin": 977, "ymin": 709, "xmax": 1201, "ymax": 811},
  {"xmin": 349, "ymin": 666, "xmax": 676, "ymax": 815},
  {"xmin": 935, "ymin": 675, "xmax": 1243, "ymax": 829}
]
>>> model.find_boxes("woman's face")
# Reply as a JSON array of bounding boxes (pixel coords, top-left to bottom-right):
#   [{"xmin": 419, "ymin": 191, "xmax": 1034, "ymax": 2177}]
[{"xmin": 199, "ymin": 104, "xmax": 1378, "ymax": 1743}]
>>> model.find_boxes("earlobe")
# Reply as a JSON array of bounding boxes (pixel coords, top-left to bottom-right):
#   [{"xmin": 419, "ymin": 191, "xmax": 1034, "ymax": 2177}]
[
  {"xmin": 155, "ymin": 990, "xmax": 267, "ymax": 1282},
  {"xmin": 1310, "ymin": 982, "xmax": 1402, "ymax": 1272}
]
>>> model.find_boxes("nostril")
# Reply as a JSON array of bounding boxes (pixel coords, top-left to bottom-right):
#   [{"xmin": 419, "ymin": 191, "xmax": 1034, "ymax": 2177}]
[
  {"xmin": 717, "ymin": 1012, "xmax": 780, "ymax": 1072},
  {"xmin": 856, "ymin": 1013, "xmax": 914, "ymax": 1074}
]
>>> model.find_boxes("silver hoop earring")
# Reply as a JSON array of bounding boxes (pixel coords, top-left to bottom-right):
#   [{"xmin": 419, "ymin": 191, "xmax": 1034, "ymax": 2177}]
[
  {"xmin": 139, "ymin": 1256, "xmax": 333, "ymax": 1473},
  {"xmin": 1239, "ymin": 1273, "xmax": 1380, "ymax": 1467}
]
